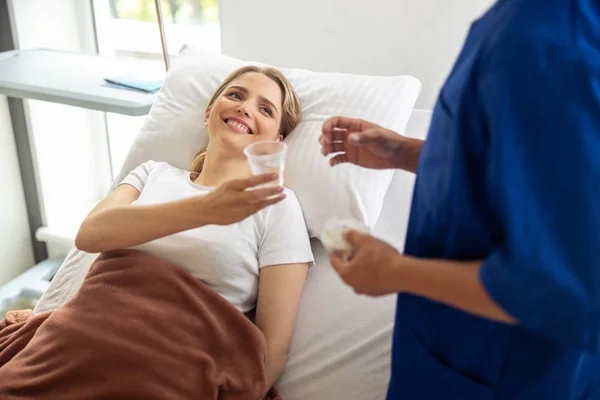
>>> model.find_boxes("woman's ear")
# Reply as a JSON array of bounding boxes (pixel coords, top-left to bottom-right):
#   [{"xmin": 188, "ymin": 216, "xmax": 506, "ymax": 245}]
[
  {"xmin": 204, "ymin": 107, "xmax": 211, "ymax": 126},
  {"xmin": 277, "ymin": 135, "xmax": 284, "ymax": 142}
]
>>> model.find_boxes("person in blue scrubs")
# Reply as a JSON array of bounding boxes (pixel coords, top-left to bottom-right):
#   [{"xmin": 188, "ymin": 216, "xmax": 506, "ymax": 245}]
[{"xmin": 319, "ymin": 0, "xmax": 600, "ymax": 398}]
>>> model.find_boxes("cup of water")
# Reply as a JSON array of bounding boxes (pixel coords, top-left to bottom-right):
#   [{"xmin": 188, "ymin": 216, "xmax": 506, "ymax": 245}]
[{"xmin": 243, "ymin": 140, "xmax": 287, "ymax": 187}]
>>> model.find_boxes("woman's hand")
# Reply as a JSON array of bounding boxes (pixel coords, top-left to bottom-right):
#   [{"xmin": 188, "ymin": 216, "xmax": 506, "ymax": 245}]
[
  {"xmin": 320, "ymin": 116, "xmax": 404, "ymax": 170},
  {"xmin": 199, "ymin": 173, "xmax": 285, "ymax": 226}
]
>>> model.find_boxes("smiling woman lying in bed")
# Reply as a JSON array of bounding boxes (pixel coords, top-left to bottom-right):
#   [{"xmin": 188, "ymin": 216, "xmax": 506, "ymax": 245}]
[{"xmin": 0, "ymin": 66, "xmax": 313, "ymax": 399}]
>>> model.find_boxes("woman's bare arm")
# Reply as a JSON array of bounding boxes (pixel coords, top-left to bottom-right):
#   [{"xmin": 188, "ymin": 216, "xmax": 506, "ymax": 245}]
[
  {"xmin": 255, "ymin": 263, "xmax": 309, "ymax": 394},
  {"xmin": 75, "ymin": 173, "xmax": 285, "ymax": 254},
  {"xmin": 75, "ymin": 184, "xmax": 211, "ymax": 253}
]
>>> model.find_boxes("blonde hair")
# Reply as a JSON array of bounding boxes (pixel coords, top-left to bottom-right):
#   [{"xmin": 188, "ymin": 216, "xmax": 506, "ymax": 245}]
[{"xmin": 191, "ymin": 66, "xmax": 301, "ymax": 173}]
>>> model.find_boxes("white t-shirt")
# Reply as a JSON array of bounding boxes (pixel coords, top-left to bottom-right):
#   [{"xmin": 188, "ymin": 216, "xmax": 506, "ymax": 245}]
[{"xmin": 119, "ymin": 160, "xmax": 314, "ymax": 312}]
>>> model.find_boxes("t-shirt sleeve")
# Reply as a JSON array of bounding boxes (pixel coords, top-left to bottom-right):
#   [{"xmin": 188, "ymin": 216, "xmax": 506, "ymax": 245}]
[
  {"xmin": 258, "ymin": 189, "xmax": 314, "ymax": 269},
  {"xmin": 478, "ymin": 43, "xmax": 600, "ymax": 351},
  {"xmin": 117, "ymin": 160, "xmax": 157, "ymax": 193}
]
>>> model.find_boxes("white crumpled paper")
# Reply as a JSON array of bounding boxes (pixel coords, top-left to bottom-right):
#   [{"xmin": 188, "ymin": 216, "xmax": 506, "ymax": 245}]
[{"xmin": 319, "ymin": 217, "xmax": 370, "ymax": 260}]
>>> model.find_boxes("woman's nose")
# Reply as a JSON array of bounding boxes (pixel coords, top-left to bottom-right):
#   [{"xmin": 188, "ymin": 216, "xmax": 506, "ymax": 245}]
[{"xmin": 236, "ymin": 103, "xmax": 250, "ymax": 117}]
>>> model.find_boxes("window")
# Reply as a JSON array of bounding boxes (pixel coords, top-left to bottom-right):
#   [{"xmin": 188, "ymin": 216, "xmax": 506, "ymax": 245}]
[
  {"xmin": 92, "ymin": 0, "xmax": 221, "ymax": 176},
  {"xmin": 9, "ymin": 0, "xmax": 221, "ymax": 256},
  {"xmin": 93, "ymin": 0, "xmax": 220, "ymax": 62}
]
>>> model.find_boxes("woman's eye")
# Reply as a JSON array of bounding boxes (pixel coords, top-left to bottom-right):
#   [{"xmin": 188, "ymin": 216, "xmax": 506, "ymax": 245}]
[
  {"xmin": 261, "ymin": 107, "xmax": 273, "ymax": 116},
  {"xmin": 228, "ymin": 92, "xmax": 242, "ymax": 100}
]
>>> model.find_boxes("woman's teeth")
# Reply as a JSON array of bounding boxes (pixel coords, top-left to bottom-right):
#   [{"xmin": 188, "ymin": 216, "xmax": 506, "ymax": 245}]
[{"xmin": 227, "ymin": 120, "xmax": 250, "ymax": 134}]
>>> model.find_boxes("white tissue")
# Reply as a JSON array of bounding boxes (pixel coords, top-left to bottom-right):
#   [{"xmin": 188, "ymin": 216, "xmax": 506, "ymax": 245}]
[{"xmin": 320, "ymin": 217, "xmax": 370, "ymax": 259}]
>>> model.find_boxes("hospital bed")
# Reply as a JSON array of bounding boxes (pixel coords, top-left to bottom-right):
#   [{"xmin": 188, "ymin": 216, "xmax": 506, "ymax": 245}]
[{"xmin": 25, "ymin": 47, "xmax": 432, "ymax": 400}]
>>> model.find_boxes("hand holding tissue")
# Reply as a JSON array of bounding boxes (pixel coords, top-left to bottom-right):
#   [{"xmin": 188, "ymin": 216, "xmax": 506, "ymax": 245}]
[{"xmin": 320, "ymin": 217, "xmax": 370, "ymax": 260}]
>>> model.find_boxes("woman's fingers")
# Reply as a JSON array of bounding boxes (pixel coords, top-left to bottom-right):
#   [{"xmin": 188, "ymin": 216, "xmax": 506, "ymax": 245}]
[
  {"xmin": 230, "ymin": 173, "xmax": 279, "ymax": 191},
  {"xmin": 245, "ymin": 186, "xmax": 285, "ymax": 202},
  {"xmin": 251, "ymin": 193, "xmax": 287, "ymax": 212}
]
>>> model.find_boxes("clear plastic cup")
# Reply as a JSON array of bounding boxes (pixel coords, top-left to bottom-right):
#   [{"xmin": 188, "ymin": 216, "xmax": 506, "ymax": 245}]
[{"xmin": 243, "ymin": 141, "xmax": 287, "ymax": 187}]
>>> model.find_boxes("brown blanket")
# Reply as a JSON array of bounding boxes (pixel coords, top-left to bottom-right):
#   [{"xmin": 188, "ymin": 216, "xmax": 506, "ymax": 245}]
[{"xmin": 0, "ymin": 250, "xmax": 282, "ymax": 400}]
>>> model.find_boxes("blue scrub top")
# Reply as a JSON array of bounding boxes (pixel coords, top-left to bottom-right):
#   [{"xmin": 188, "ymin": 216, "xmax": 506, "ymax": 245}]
[{"xmin": 388, "ymin": 1, "xmax": 600, "ymax": 399}]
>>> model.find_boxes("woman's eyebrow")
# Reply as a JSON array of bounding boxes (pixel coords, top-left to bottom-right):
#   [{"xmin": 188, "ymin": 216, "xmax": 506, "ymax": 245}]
[
  {"xmin": 259, "ymin": 96, "xmax": 279, "ymax": 114},
  {"xmin": 229, "ymin": 85, "xmax": 279, "ymax": 114},
  {"xmin": 229, "ymin": 85, "xmax": 248, "ymax": 94}
]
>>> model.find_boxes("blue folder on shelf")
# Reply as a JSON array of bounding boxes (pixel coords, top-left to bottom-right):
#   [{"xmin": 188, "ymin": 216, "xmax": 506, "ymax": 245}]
[{"xmin": 103, "ymin": 72, "xmax": 163, "ymax": 94}]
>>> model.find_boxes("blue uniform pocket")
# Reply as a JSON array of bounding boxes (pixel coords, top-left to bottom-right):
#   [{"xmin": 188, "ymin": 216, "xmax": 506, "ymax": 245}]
[{"xmin": 389, "ymin": 329, "xmax": 495, "ymax": 400}]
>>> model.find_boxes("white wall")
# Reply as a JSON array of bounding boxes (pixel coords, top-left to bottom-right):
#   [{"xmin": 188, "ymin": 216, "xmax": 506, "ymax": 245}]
[
  {"xmin": 0, "ymin": 95, "xmax": 35, "ymax": 284},
  {"xmin": 220, "ymin": 0, "xmax": 494, "ymax": 109}
]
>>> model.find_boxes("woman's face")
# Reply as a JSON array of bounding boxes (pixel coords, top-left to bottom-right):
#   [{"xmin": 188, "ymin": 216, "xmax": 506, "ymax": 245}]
[{"xmin": 205, "ymin": 72, "xmax": 283, "ymax": 151}]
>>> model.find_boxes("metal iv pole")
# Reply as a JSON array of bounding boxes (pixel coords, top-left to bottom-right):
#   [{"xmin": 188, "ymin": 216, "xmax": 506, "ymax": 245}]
[{"xmin": 154, "ymin": 0, "xmax": 170, "ymax": 72}]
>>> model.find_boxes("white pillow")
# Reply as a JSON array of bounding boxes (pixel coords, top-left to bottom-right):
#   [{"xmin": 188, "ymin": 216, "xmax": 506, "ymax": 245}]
[{"xmin": 113, "ymin": 46, "xmax": 421, "ymax": 237}]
